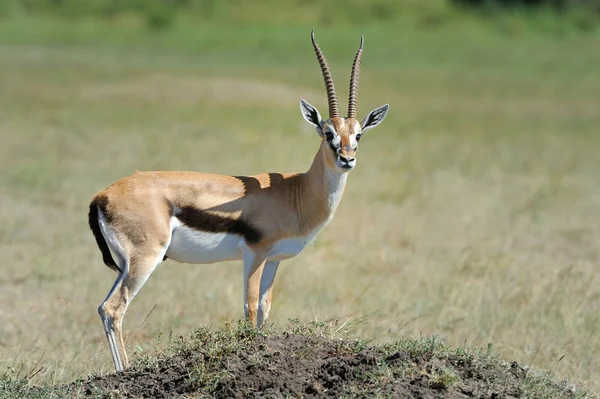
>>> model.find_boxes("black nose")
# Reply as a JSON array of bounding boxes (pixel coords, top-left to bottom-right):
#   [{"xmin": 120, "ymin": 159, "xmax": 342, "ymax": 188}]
[{"xmin": 339, "ymin": 155, "xmax": 355, "ymax": 164}]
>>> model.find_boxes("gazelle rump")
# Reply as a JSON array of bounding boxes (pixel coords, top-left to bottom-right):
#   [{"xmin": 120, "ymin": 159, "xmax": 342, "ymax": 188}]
[{"xmin": 88, "ymin": 29, "xmax": 389, "ymax": 372}]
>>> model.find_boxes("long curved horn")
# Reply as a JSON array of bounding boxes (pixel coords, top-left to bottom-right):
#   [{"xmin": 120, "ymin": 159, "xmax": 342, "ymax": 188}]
[
  {"xmin": 347, "ymin": 34, "xmax": 364, "ymax": 119},
  {"xmin": 311, "ymin": 28, "xmax": 339, "ymax": 118}
]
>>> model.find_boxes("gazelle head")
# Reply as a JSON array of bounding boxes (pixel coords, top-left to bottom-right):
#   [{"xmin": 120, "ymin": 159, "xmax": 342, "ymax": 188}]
[{"xmin": 300, "ymin": 29, "xmax": 389, "ymax": 172}]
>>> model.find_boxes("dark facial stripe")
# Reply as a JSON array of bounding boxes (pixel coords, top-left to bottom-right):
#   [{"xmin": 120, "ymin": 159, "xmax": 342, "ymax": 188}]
[
  {"xmin": 175, "ymin": 205, "xmax": 262, "ymax": 245},
  {"xmin": 328, "ymin": 140, "xmax": 338, "ymax": 154}
]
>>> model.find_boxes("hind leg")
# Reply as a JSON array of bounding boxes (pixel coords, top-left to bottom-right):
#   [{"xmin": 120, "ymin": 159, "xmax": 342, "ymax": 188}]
[
  {"xmin": 98, "ymin": 272, "xmax": 126, "ymax": 370},
  {"xmin": 98, "ymin": 249, "xmax": 166, "ymax": 371}
]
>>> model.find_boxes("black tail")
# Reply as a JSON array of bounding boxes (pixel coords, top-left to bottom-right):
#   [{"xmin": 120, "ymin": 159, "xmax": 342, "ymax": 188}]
[{"xmin": 88, "ymin": 197, "xmax": 122, "ymax": 273}]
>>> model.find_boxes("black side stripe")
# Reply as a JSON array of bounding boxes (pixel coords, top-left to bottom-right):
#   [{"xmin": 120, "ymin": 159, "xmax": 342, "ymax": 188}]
[{"xmin": 175, "ymin": 206, "xmax": 262, "ymax": 245}]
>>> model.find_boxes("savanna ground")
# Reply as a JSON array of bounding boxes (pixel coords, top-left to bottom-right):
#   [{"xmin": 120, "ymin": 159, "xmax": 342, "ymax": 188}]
[{"xmin": 0, "ymin": 1, "xmax": 599, "ymax": 397}]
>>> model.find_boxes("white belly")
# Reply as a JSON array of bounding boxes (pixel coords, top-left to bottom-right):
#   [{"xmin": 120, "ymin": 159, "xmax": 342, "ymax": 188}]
[
  {"xmin": 166, "ymin": 221, "xmax": 243, "ymax": 264},
  {"xmin": 165, "ymin": 218, "xmax": 325, "ymax": 264}
]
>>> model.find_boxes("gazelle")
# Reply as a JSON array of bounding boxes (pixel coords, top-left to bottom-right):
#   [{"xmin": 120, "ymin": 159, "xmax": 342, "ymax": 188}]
[{"xmin": 88, "ymin": 29, "xmax": 389, "ymax": 372}]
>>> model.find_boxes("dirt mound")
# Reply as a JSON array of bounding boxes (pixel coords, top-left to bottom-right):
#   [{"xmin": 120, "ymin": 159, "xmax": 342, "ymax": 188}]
[{"xmin": 59, "ymin": 325, "xmax": 579, "ymax": 399}]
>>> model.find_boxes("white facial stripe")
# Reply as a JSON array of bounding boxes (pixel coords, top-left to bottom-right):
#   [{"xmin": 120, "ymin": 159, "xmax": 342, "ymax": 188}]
[
  {"xmin": 332, "ymin": 133, "xmax": 341, "ymax": 147},
  {"xmin": 349, "ymin": 134, "xmax": 358, "ymax": 149},
  {"xmin": 324, "ymin": 125, "xmax": 341, "ymax": 148}
]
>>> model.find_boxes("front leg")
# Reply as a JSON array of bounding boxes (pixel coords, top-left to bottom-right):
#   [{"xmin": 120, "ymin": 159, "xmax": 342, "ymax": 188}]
[
  {"xmin": 242, "ymin": 247, "xmax": 268, "ymax": 327},
  {"xmin": 258, "ymin": 261, "xmax": 280, "ymax": 327}
]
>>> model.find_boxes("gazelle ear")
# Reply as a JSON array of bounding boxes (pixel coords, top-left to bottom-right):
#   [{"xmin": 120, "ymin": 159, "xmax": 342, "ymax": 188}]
[
  {"xmin": 300, "ymin": 99, "xmax": 324, "ymax": 137},
  {"xmin": 360, "ymin": 104, "xmax": 389, "ymax": 133}
]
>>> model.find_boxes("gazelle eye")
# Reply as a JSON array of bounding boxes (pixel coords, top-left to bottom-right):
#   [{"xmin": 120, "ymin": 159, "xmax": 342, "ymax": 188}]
[
  {"xmin": 325, "ymin": 132, "xmax": 334, "ymax": 141},
  {"xmin": 356, "ymin": 134, "xmax": 362, "ymax": 142}
]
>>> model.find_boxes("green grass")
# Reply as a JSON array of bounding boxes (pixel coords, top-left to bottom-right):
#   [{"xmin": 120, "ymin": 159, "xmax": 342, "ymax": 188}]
[{"xmin": 0, "ymin": 5, "xmax": 598, "ymax": 397}]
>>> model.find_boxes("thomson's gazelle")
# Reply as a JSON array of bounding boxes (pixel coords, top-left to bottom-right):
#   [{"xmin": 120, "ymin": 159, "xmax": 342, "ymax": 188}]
[{"xmin": 88, "ymin": 29, "xmax": 389, "ymax": 372}]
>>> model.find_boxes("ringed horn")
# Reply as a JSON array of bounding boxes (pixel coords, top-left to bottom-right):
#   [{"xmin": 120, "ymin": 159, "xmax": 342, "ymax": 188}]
[
  {"xmin": 311, "ymin": 28, "xmax": 340, "ymax": 118},
  {"xmin": 347, "ymin": 34, "xmax": 364, "ymax": 119}
]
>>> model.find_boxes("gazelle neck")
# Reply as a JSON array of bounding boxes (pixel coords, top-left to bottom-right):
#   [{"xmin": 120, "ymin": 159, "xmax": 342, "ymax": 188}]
[{"xmin": 304, "ymin": 141, "xmax": 349, "ymax": 215}]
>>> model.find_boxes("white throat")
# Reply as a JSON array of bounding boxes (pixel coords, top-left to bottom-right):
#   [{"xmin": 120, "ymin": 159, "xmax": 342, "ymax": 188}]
[{"xmin": 323, "ymin": 167, "xmax": 348, "ymax": 214}]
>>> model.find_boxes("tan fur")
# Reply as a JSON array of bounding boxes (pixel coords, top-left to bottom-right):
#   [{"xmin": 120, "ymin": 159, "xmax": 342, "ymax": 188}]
[{"xmin": 95, "ymin": 144, "xmax": 338, "ymax": 248}]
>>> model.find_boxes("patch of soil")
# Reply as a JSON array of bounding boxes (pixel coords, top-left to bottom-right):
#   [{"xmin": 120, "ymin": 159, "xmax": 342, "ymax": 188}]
[
  {"xmin": 65, "ymin": 333, "xmax": 557, "ymax": 399},
  {"xmin": 78, "ymin": 354, "xmax": 196, "ymax": 398}
]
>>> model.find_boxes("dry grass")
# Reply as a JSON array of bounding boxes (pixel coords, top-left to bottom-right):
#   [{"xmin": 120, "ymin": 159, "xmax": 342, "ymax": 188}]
[{"xmin": 0, "ymin": 24, "xmax": 598, "ymax": 395}]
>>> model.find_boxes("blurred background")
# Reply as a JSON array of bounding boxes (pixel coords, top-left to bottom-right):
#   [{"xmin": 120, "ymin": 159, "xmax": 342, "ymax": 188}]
[{"xmin": 0, "ymin": 0, "xmax": 599, "ymax": 393}]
